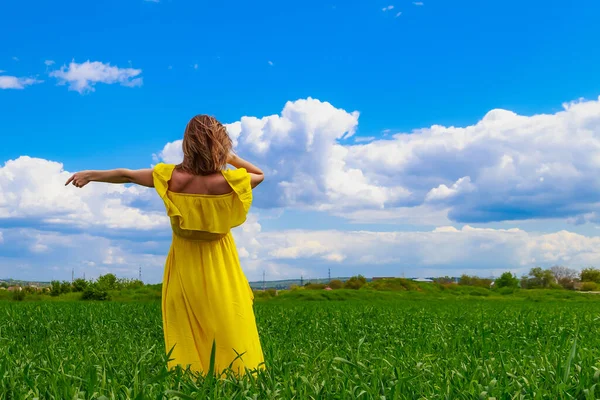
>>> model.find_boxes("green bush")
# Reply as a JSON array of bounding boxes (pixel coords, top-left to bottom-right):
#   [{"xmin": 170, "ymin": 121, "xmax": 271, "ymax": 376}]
[
  {"xmin": 12, "ymin": 290, "xmax": 25, "ymax": 301},
  {"xmin": 581, "ymin": 282, "xmax": 598, "ymax": 292},
  {"xmin": 49, "ymin": 281, "xmax": 61, "ymax": 297},
  {"xmin": 344, "ymin": 275, "xmax": 367, "ymax": 290},
  {"xmin": 81, "ymin": 286, "xmax": 110, "ymax": 301},
  {"xmin": 495, "ymin": 272, "xmax": 520, "ymax": 289},
  {"xmin": 72, "ymin": 278, "xmax": 88, "ymax": 292},
  {"xmin": 497, "ymin": 287, "xmax": 516, "ymax": 295},
  {"xmin": 368, "ymin": 278, "xmax": 419, "ymax": 291},
  {"xmin": 60, "ymin": 281, "xmax": 72, "ymax": 294},
  {"xmin": 305, "ymin": 283, "xmax": 326, "ymax": 290},
  {"xmin": 459, "ymin": 274, "xmax": 493, "ymax": 288},
  {"xmin": 328, "ymin": 279, "xmax": 343, "ymax": 289}
]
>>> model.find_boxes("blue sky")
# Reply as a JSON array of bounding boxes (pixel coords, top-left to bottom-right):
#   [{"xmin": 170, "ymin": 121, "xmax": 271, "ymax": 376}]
[{"xmin": 2, "ymin": 0, "xmax": 600, "ymax": 283}]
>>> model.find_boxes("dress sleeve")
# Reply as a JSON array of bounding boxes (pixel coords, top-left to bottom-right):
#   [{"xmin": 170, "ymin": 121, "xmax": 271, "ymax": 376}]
[
  {"xmin": 152, "ymin": 163, "xmax": 182, "ymax": 219},
  {"xmin": 222, "ymin": 167, "xmax": 253, "ymax": 213}
]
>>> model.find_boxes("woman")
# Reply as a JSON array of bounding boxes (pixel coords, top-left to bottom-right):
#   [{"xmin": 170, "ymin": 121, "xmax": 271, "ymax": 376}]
[{"xmin": 65, "ymin": 115, "xmax": 266, "ymax": 377}]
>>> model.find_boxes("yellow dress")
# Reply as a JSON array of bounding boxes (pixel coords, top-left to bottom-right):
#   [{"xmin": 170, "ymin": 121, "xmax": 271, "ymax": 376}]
[{"xmin": 152, "ymin": 163, "xmax": 265, "ymax": 376}]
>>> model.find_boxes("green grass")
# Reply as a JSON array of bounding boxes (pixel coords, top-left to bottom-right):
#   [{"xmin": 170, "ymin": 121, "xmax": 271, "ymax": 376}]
[{"xmin": 2, "ymin": 297, "xmax": 600, "ymax": 398}]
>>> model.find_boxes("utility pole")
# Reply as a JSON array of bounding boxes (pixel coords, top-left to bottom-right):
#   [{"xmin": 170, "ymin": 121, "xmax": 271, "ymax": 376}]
[
  {"xmin": 139, "ymin": 266, "xmax": 142, "ymax": 282},
  {"xmin": 71, "ymin": 268, "xmax": 74, "ymax": 283},
  {"xmin": 328, "ymin": 268, "xmax": 331, "ymax": 281},
  {"xmin": 83, "ymin": 272, "xmax": 85, "ymax": 281},
  {"xmin": 262, "ymin": 270, "xmax": 266, "ymax": 291},
  {"xmin": 300, "ymin": 275, "xmax": 303, "ymax": 286}
]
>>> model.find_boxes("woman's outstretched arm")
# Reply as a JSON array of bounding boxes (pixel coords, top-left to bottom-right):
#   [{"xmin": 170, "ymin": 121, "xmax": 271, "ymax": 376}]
[
  {"xmin": 227, "ymin": 153, "xmax": 264, "ymax": 188},
  {"xmin": 65, "ymin": 169, "xmax": 154, "ymax": 188}
]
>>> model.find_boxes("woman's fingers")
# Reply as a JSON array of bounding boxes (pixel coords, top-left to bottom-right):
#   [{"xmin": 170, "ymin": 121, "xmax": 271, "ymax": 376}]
[{"xmin": 65, "ymin": 172, "xmax": 90, "ymax": 188}]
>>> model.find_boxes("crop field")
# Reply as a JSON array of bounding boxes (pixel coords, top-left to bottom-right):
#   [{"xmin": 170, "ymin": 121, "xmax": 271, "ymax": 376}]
[{"xmin": 1, "ymin": 297, "xmax": 600, "ymax": 399}]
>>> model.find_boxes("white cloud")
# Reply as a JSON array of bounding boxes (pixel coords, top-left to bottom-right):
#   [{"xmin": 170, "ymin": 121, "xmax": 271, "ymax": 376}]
[
  {"xmin": 12, "ymin": 57, "xmax": 19, "ymax": 62},
  {"xmin": 425, "ymin": 176, "xmax": 475, "ymax": 202},
  {"xmin": 382, "ymin": 5, "xmax": 394, "ymax": 11},
  {"xmin": 395, "ymin": 12, "xmax": 402, "ymax": 17},
  {"xmin": 50, "ymin": 60, "xmax": 143, "ymax": 94},
  {"xmin": 44, "ymin": 60, "xmax": 55, "ymax": 66},
  {"xmin": 0, "ymin": 228, "xmax": 167, "ymax": 282},
  {"xmin": 233, "ymin": 222, "xmax": 600, "ymax": 279},
  {"xmin": 268, "ymin": 61, "xmax": 274, "ymax": 66},
  {"xmin": 193, "ymin": 64, "xmax": 198, "ymax": 70},
  {"xmin": 154, "ymin": 96, "xmax": 600, "ymax": 225},
  {"xmin": 0, "ymin": 156, "xmax": 166, "ymax": 230},
  {"xmin": 6, "ymin": 95, "xmax": 600, "ymax": 281},
  {"xmin": 0, "ymin": 75, "xmax": 43, "ymax": 90},
  {"xmin": 413, "ymin": 2, "xmax": 424, "ymax": 5},
  {"xmin": 156, "ymin": 98, "xmax": 406, "ymax": 210},
  {"xmin": 145, "ymin": 0, "xmax": 160, "ymax": 2}
]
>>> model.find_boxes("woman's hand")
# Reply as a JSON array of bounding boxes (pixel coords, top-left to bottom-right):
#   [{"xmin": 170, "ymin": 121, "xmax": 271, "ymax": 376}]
[{"xmin": 65, "ymin": 171, "xmax": 91, "ymax": 188}]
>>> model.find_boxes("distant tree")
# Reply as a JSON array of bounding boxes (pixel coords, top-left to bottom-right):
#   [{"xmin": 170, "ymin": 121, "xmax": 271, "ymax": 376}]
[
  {"xmin": 49, "ymin": 280, "xmax": 61, "ymax": 297},
  {"xmin": 328, "ymin": 279, "xmax": 343, "ymax": 289},
  {"xmin": 581, "ymin": 268, "xmax": 600, "ymax": 284},
  {"xmin": 344, "ymin": 275, "xmax": 367, "ymax": 290},
  {"xmin": 550, "ymin": 266, "xmax": 578, "ymax": 289},
  {"xmin": 60, "ymin": 281, "xmax": 72, "ymax": 294},
  {"xmin": 97, "ymin": 274, "xmax": 118, "ymax": 290},
  {"xmin": 495, "ymin": 272, "xmax": 520, "ymax": 289},
  {"xmin": 0, "ymin": 282, "xmax": 8, "ymax": 289},
  {"xmin": 521, "ymin": 267, "xmax": 556, "ymax": 289},
  {"xmin": 81, "ymin": 284, "xmax": 110, "ymax": 301},
  {"xmin": 459, "ymin": 275, "xmax": 493, "ymax": 288},
  {"xmin": 434, "ymin": 276, "xmax": 454, "ymax": 284},
  {"xmin": 550, "ymin": 266, "xmax": 578, "ymax": 281},
  {"xmin": 72, "ymin": 278, "xmax": 88, "ymax": 292}
]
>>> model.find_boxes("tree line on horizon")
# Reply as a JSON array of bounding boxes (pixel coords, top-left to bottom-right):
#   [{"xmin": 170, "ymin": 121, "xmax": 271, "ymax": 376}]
[{"xmin": 285, "ymin": 266, "xmax": 600, "ymax": 292}]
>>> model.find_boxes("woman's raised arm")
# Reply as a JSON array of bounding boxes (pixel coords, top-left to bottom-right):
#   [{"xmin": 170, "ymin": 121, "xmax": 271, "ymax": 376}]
[
  {"xmin": 65, "ymin": 168, "xmax": 154, "ymax": 188},
  {"xmin": 227, "ymin": 153, "xmax": 264, "ymax": 188}
]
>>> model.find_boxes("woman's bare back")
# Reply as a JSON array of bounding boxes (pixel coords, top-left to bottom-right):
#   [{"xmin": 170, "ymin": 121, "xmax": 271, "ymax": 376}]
[{"xmin": 168, "ymin": 169, "xmax": 233, "ymax": 196}]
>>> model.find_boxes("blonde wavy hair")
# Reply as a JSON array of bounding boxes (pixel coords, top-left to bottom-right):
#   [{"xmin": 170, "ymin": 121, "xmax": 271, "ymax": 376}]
[{"xmin": 176, "ymin": 115, "xmax": 232, "ymax": 175}]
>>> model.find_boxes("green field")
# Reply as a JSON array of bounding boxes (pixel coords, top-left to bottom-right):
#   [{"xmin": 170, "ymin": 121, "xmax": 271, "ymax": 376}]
[{"xmin": 1, "ymin": 294, "xmax": 600, "ymax": 399}]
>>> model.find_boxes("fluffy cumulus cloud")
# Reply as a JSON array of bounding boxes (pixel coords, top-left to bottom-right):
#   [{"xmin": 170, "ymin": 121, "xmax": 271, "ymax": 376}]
[
  {"xmin": 0, "ymin": 156, "xmax": 165, "ymax": 231},
  {"xmin": 344, "ymin": 100, "xmax": 600, "ymax": 223},
  {"xmin": 0, "ymin": 75, "xmax": 42, "ymax": 89},
  {"xmin": 157, "ymin": 98, "xmax": 409, "ymax": 210},
  {"xmin": 238, "ymin": 225, "xmax": 600, "ymax": 279},
  {"xmin": 5, "ymin": 96, "xmax": 600, "ymax": 281},
  {"xmin": 50, "ymin": 60, "xmax": 143, "ymax": 94},
  {"xmin": 3, "ymin": 221, "xmax": 599, "ymax": 283},
  {"xmin": 155, "ymin": 96, "xmax": 600, "ymax": 226}
]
